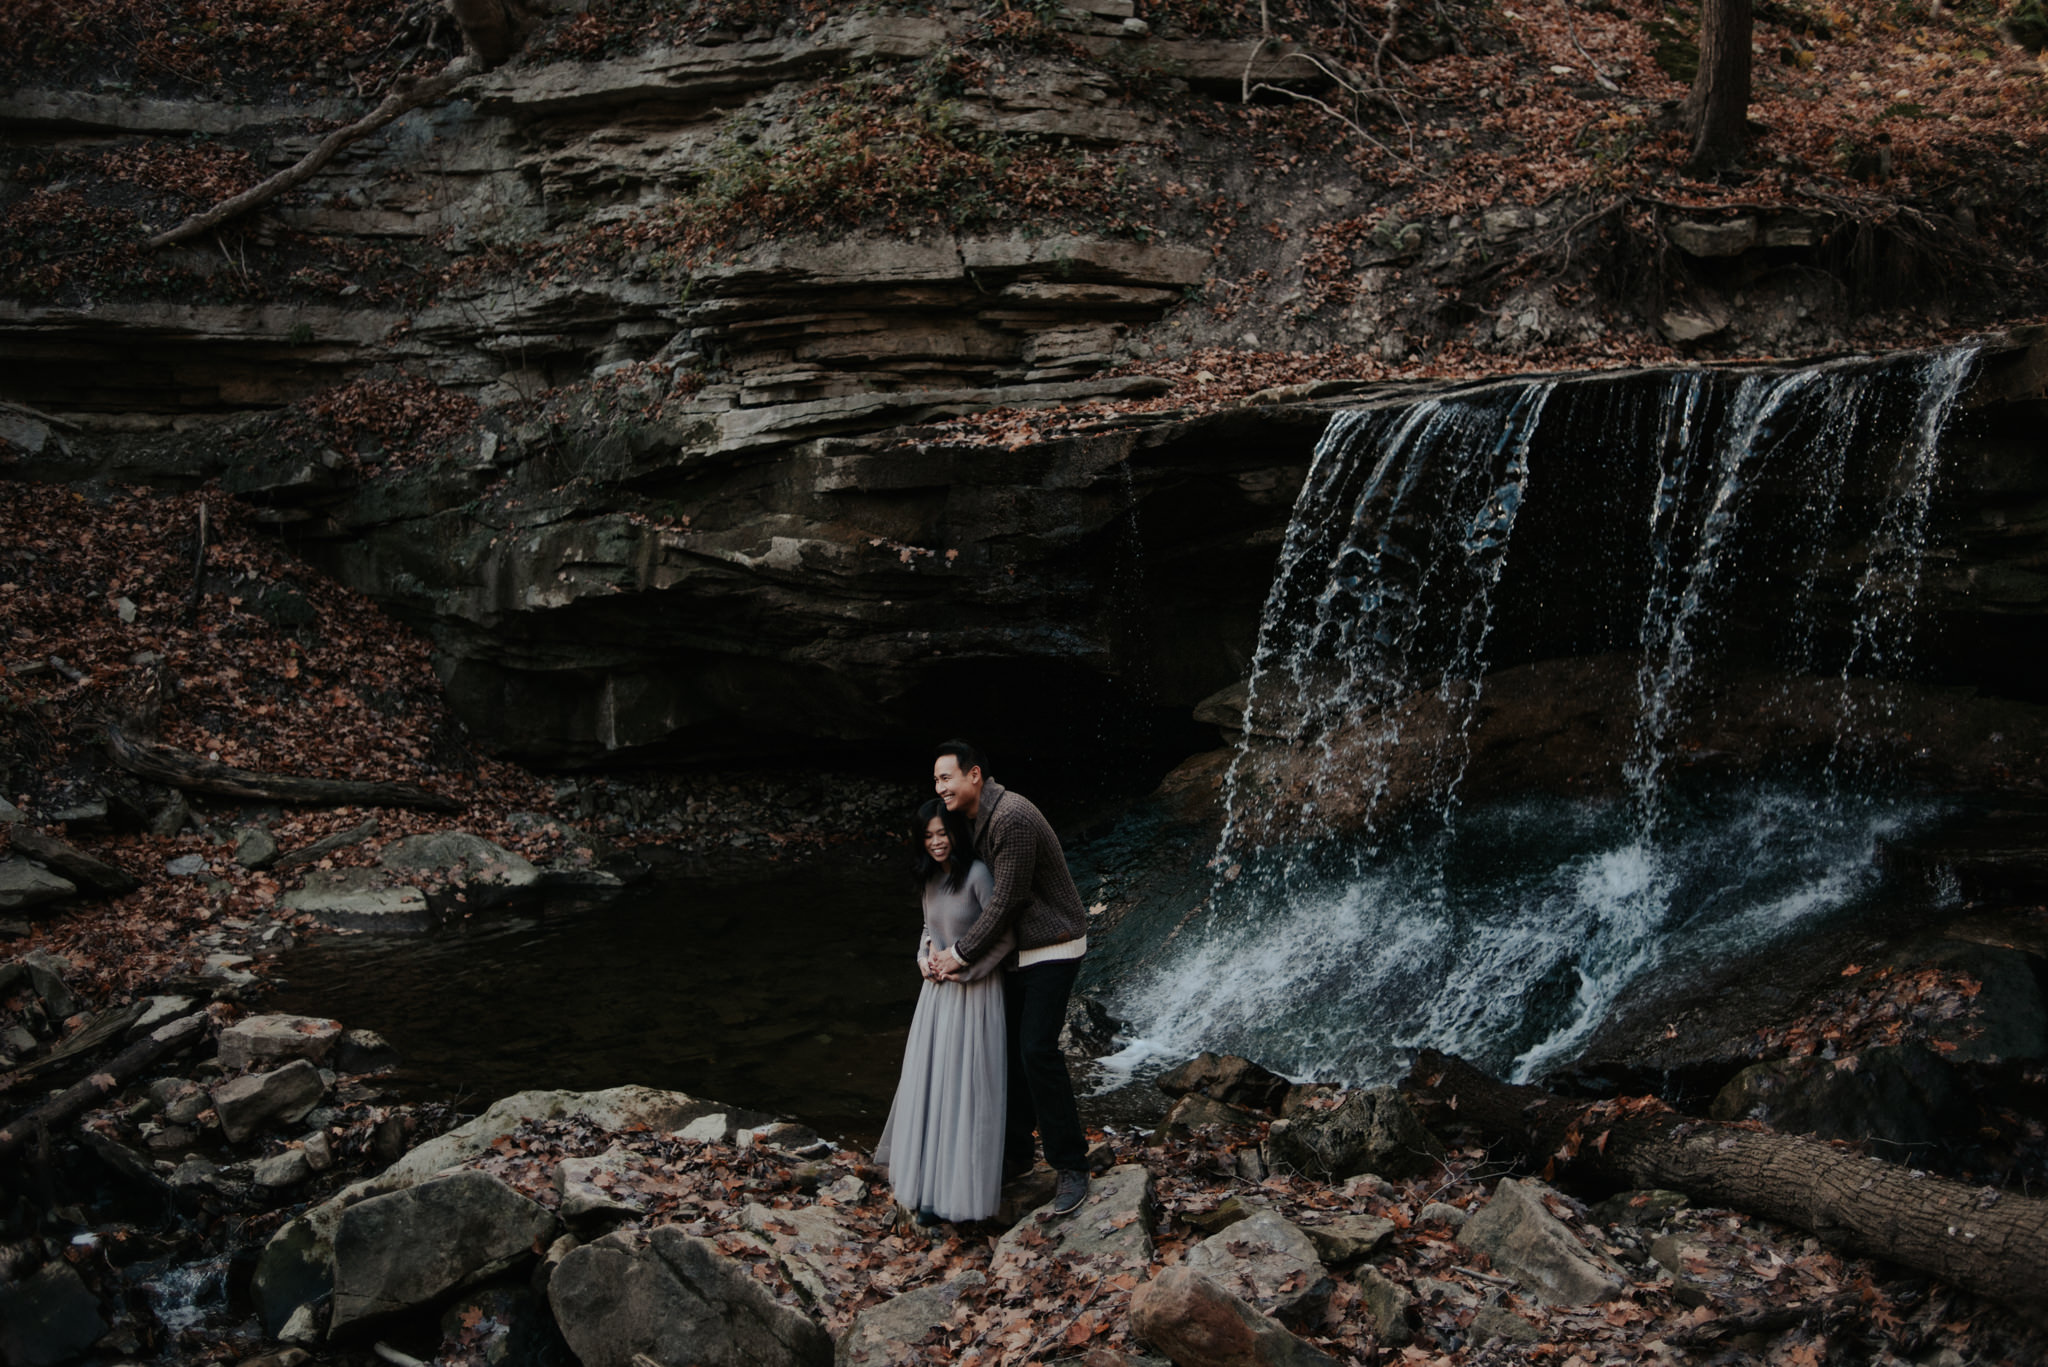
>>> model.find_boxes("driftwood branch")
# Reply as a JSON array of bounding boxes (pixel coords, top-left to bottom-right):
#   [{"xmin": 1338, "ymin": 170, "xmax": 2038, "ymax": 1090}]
[
  {"xmin": 145, "ymin": 56, "xmax": 479, "ymax": 250},
  {"xmin": 1405, "ymin": 1050, "xmax": 2048, "ymax": 1315},
  {"xmin": 106, "ymin": 724, "xmax": 462, "ymax": 813},
  {"xmin": 0, "ymin": 1013, "xmax": 207, "ymax": 1161}
]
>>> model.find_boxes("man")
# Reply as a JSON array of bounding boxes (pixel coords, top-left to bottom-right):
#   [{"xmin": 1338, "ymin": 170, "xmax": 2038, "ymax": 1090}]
[{"xmin": 928, "ymin": 739, "xmax": 1092, "ymax": 1217}]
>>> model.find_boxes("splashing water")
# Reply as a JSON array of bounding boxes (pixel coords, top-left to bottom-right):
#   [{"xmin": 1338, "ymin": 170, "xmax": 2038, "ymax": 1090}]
[{"xmin": 1104, "ymin": 347, "xmax": 1980, "ymax": 1086}]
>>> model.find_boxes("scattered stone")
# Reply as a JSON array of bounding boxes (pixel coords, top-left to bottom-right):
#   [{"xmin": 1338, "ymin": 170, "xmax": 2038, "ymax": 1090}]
[
  {"xmin": 996, "ymin": 1163, "xmax": 1153, "ymax": 1270},
  {"xmin": 219, "ymin": 1013, "xmax": 344, "ymax": 1071},
  {"xmin": 254, "ymin": 1149, "xmax": 313, "ymax": 1189},
  {"xmin": 213, "ymin": 1058, "xmax": 328, "ymax": 1143},
  {"xmin": 558, "ymin": 1147, "xmax": 648, "ymax": 1234},
  {"xmin": 234, "ymin": 826, "xmax": 280, "ymax": 869},
  {"xmin": 147, "ymin": 1078, "xmax": 207, "ymax": 1125},
  {"xmin": 277, "ymin": 1301, "xmax": 323, "ymax": 1346},
  {"xmin": 744, "ymin": 1201, "xmax": 856, "ymax": 1309},
  {"xmin": 331, "ymin": 1170, "xmax": 563, "ymax": 1336},
  {"xmin": 146, "ymin": 791, "xmax": 191, "ymax": 837},
  {"xmin": 1184, "ymin": 1209, "xmax": 1333, "ymax": 1327},
  {"xmin": 0, "ymin": 798, "xmax": 20, "ymax": 824},
  {"xmin": 0, "ymin": 1260, "xmax": 108, "ymax": 1367},
  {"xmin": 1458, "ymin": 1178, "xmax": 1624, "ymax": 1305},
  {"xmin": 1416, "ymin": 1201, "xmax": 1469, "ymax": 1229},
  {"xmin": 548, "ymin": 1225, "xmax": 832, "ymax": 1367},
  {"xmin": 677, "ymin": 1112, "xmax": 729, "ymax": 1142},
  {"xmin": 1355, "ymin": 1267, "xmax": 1413, "ymax": 1346},
  {"xmin": 302, "ymin": 1131, "xmax": 334, "ymax": 1171},
  {"xmin": 0, "ymin": 857, "xmax": 76, "ymax": 912},
  {"xmin": 1299, "ymin": 1213, "xmax": 1396, "ymax": 1265},
  {"xmin": 1158, "ymin": 1052, "xmax": 1292, "ymax": 1110},
  {"xmin": 166, "ymin": 854, "xmax": 209, "ymax": 876},
  {"xmin": 1265, "ymin": 1087, "xmax": 1443, "ymax": 1181},
  {"xmin": 48, "ymin": 797, "xmax": 108, "ymax": 828},
  {"xmin": 1185, "ymin": 1195, "xmax": 1258, "ymax": 1236},
  {"xmin": 837, "ymin": 1271, "xmax": 986, "ymax": 1367},
  {"xmin": 1130, "ymin": 1266, "xmax": 1338, "ymax": 1367},
  {"xmin": 1469, "ymin": 1304, "xmax": 1544, "ymax": 1345},
  {"xmin": 281, "ymin": 868, "xmax": 431, "ymax": 931},
  {"xmin": 203, "ymin": 952, "xmax": 258, "ymax": 985},
  {"xmin": 12, "ymin": 950, "xmax": 79, "ymax": 1016}
]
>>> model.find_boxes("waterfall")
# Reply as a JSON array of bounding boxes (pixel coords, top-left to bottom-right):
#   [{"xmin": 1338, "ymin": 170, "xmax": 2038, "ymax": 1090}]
[{"xmin": 1103, "ymin": 346, "xmax": 1980, "ymax": 1086}]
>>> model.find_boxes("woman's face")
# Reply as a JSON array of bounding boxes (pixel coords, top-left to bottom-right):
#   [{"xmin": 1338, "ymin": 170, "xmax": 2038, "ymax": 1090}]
[{"xmin": 924, "ymin": 815, "xmax": 953, "ymax": 866}]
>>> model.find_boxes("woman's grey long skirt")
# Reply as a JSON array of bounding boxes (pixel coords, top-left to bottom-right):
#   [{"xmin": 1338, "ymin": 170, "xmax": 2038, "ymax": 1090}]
[{"xmin": 873, "ymin": 973, "xmax": 1007, "ymax": 1222}]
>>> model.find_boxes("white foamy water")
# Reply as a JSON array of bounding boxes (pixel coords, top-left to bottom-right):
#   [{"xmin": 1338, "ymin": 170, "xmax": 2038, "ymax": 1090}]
[{"xmin": 1102, "ymin": 787, "xmax": 1935, "ymax": 1087}]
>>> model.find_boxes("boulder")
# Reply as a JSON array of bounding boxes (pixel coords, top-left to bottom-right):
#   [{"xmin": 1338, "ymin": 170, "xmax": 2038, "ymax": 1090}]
[
  {"xmin": 1299, "ymin": 1213, "xmax": 1396, "ymax": 1266},
  {"xmin": 1158, "ymin": 1052, "xmax": 1292, "ymax": 1111},
  {"xmin": 281, "ymin": 868, "xmax": 431, "ymax": 931},
  {"xmin": 254, "ymin": 1149, "xmax": 313, "ymax": 1189},
  {"xmin": 835, "ymin": 1270, "xmax": 985, "ymax": 1367},
  {"xmin": 557, "ymin": 1146, "xmax": 648, "ymax": 1234},
  {"xmin": 1708, "ymin": 1045, "xmax": 1959, "ymax": 1153},
  {"xmin": 332, "ymin": 1027, "xmax": 399, "ymax": 1073},
  {"xmin": 1415, "ymin": 1201, "xmax": 1468, "ymax": 1229},
  {"xmin": 1666, "ymin": 217, "xmax": 1760, "ymax": 258},
  {"xmin": 218, "ymin": 1013, "xmax": 344, "ymax": 1071},
  {"xmin": 995, "ymin": 1163, "xmax": 1154, "ymax": 1271},
  {"xmin": 743, "ymin": 1201, "xmax": 856, "ymax": 1309},
  {"xmin": 1183, "ymin": 1209, "xmax": 1333, "ymax": 1327},
  {"xmin": 1265, "ymin": 1088, "xmax": 1443, "ymax": 1182},
  {"xmin": 0, "ymin": 858, "xmax": 75, "ymax": 913},
  {"xmin": 1354, "ymin": 1268, "xmax": 1412, "ymax": 1346},
  {"xmin": 213, "ymin": 1058, "xmax": 328, "ymax": 1143},
  {"xmin": 1457, "ymin": 1178, "xmax": 1624, "ymax": 1306},
  {"xmin": 0, "ymin": 1260, "xmax": 107, "ymax": 1367},
  {"xmin": 131, "ymin": 995, "xmax": 197, "ymax": 1036},
  {"xmin": 547, "ymin": 1225, "xmax": 832, "ymax": 1367},
  {"xmin": 330, "ymin": 1170, "xmax": 563, "ymax": 1336},
  {"xmin": 254, "ymin": 1086, "xmax": 711, "ymax": 1335},
  {"xmin": 1129, "ymin": 1266, "xmax": 1338, "ymax": 1367},
  {"xmin": 1469, "ymin": 1305, "xmax": 1544, "ymax": 1345},
  {"xmin": 8, "ymin": 950, "xmax": 79, "ymax": 1016},
  {"xmin": 380, "ymin": 831, "xmax": 539, "ymax": 908}
]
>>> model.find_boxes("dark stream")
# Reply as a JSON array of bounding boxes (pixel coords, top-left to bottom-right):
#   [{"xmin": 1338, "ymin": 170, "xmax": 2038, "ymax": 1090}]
[{"xmin": 265, "ymin": 856, "xmax": 923, "ymax": 1144}]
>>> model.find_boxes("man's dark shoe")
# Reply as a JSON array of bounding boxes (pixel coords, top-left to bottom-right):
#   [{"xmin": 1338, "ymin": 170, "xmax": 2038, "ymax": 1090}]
[{"xmin": 1049, "ymin": 1169, "xmax": 1088, "ymax": 1216}]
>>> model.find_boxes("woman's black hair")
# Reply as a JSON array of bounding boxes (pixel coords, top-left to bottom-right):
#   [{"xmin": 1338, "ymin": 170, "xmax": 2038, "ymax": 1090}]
[{"xmin": 914, "ymin": 798, "xmax": 975, "ymax": 893}]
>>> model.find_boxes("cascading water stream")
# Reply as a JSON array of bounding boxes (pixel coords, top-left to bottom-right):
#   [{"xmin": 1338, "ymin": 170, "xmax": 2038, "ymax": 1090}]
[{"xmin": 1100, "ymin": 346, "xmax": 1981, "ymax": 1087}]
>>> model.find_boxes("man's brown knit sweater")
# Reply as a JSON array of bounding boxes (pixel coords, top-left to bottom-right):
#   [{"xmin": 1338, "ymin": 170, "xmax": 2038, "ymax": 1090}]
[{"xmin": 952, "ymin": 781, "xmax": 1088, "ymax": 966}]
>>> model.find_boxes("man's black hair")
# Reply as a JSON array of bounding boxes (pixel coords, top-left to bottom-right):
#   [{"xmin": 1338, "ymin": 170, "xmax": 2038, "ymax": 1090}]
[{"xmin": 933, "ymin": 737, "xmax": 988, "ymax": 778}]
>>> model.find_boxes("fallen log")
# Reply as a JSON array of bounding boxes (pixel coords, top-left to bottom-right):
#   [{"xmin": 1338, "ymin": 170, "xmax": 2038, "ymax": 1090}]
[
  {"xmin": 1405, "ymin": 1050, "xmax": 2048, "ymax": 1316},
  {"xmin": 6, "ymin": 828, "xmax": 140, "ymax": 896},
  {"xmin": 273, "ymin": 817, "xmax": 381, "ymax": 873},
  {"xmin": 0, "ymin": 1012, "xmax": 207, "ymax": 1161},
  {"xmin": 106, "ymin": 726, "xmax": 461, "ymax": 814}
]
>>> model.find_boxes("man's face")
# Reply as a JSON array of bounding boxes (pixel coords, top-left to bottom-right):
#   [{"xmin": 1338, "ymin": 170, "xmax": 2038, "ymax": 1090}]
[{"xmin": 934, "ymin": 754, "xmax": 984, "ymax": 813}]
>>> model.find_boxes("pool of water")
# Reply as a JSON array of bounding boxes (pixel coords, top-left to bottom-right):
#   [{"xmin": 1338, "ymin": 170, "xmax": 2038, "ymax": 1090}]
[{"xmin": 265, "ymin": 855, "xmax": 926, "ymax": 1144}]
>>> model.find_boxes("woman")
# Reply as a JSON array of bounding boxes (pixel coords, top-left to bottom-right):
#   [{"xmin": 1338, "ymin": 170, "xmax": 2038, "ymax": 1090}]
[{"xmin": 872, "ymin": 799, "xmax": 1013, "ymax": 1224}]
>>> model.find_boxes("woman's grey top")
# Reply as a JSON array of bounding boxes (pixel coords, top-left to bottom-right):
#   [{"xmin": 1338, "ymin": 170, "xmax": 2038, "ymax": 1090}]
[{"xmin": 918, "ymin": 861, "xmax": 1013, "ymax": 980}]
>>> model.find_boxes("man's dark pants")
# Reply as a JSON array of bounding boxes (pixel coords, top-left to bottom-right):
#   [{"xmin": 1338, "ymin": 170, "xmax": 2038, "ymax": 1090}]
[{"xmin": 1002, "ymin": 959, "xmax": 1088, "ymax": 1174}]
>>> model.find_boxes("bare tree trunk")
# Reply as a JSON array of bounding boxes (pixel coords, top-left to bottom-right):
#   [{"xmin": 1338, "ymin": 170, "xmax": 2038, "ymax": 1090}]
[
  {"xmin": 106, "ymin": 724, "xmax": 463, "ymax": 812},
  {"xmin": 1680, "ymin": 0, "xmax": 1753, "ymax": 173},
  {"xmin": 1406, "ymin": 1050, "xmax": 2048, "ymax": 1316}
]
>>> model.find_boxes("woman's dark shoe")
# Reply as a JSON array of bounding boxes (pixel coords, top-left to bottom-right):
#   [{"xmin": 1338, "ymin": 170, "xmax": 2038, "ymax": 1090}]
[
  {"xmin": 1049, "ymin": 1169, "xmax": 1089, "ymax": 1216},
  {"xmin": 915, "ymin": 1207, "xmax": 942, "ymax": 1227}
]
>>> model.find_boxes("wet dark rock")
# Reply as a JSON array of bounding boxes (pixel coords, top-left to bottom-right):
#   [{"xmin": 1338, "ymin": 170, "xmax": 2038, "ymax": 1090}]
[
  {"xmin": 1709, "ymin": 1045, "xmax": 1962, "ymax": 1153},
  {"xmin": 330, "ymin": 1170, "xmax": 563, "ymax": 1337},
  {"xmin": 333, "ymin": 1028, "xmax": 400, "ymax": 1073},
  {"xmin": 1469, "ymin": 1304, "xmax": 1545, "ymax": 1345},
  {"xmin": 233, "ymin": 826, "xmax": 279, "ymax": 870},
  {"xmin": 836, "ymin": 1271, "xmax": 985, "ymax": 1367},
  {"xmin": 437, "ymin": 1284, "xmax": 564, "ymax": 1367},
  {"xmin": 254, "ymin": 1149, "xmax": 313, "ymax": 1189},
  {"xmin": 380, "ymin": 831, "xmax": 540, "ymax": 910},
  {"xmin": 1355, "ymin": 1267, "xmax": 1413, "ymax": 1346},
  {"xmin": 1264, "ymin": 1087, "xmax": 1443, "ymax": 1182},
  {"xmin": 0, "ymin": 1260, "xmax": 107, "ymax": 1367},
  {"xmin": 212, "ymin": 1058, "xmax": 327, "ymax": 1143},
  {"xmin": 1129, "ymin": 1265, "xmax": 1338, "ymax": 1367},
  {"xmin": 1157, "ymin": 1052, "xmax": 1292, "ymax": 1111},
  {"xmin": 280, "ymin": 868, "xmax": 431, "ymax": 932},
  {"xmin": 76, "ymin": 1128, "xmax": 173, "ymax": 1202},
  {"xmin": 547, "ymin": 1225, "xmax": 831, "ymax": 1367},
  {"xmin": 1183, "ymin": 1209, "xmax": 1333, "ymax": 1327},
  {"xmin": 1061, "ymin": 994, "xmax": 1126, "ymax": 1058},
  {"xmin": 997, "ymin": 1164, "xmax": 1155, "ymax": 1270},
  {"xmin": 1151, "ymin": 1093, "xmax": 1262, "ymax": 1141},
  {"xmin": 1917, "ymin": 940, "xmax": 2048, "ymax": 1062},
  {"xmin": 1458, "ymin": 1178, "xmax": 1625, "ymax": 1306}
]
